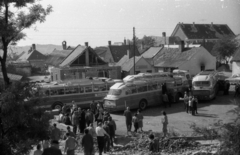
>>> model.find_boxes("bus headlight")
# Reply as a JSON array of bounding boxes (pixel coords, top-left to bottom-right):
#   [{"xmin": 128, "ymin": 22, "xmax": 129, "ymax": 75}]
[{"xmin": 104, "ymin": 100, "xmax": 116, "ymax": 106}]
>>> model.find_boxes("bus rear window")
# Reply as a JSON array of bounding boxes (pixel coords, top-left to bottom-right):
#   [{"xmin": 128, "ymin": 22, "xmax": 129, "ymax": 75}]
[
  {"xmin": 194, "ymin": 81, "xmax": 210, "ymax": 87},
  {"xmin": 108, "ymin": 89, "xmax": 122, "ymax": 95}
]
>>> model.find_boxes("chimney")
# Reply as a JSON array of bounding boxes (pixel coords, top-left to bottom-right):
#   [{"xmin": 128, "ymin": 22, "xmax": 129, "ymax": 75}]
[
  {"xmin": 211, "ymin": 22, "xmax": 213, "ymax": 26},
  {"xmin": 124, "ymin": 38, "xmax": 126, "ymax": 45},
  {"xmin": 108, "ymin": 41, "xmax": 111, "ymax": 46},
  {"xmin": 193, "ymin": 22, "xmax": 195, "ymax": 27},
  {"xmin": 162, "ymin": 32, "xmax": 166, "ymax": 37},
  {"xmin": 85, "ymin": 42, "xmax": 89, "ymax": 66},
  {"xmin": 127, "ymin": 50, "xmax": 130, "ymax": 59},
  {"xmin": 32, "ymin": 44, "xmax": 36, "ymax": 51},
  {"xmin": 179, "ymin": 40, "xmax": 185, "ymax": 52},
  {"xmin": 62, "ymin": 41, "xmax": 67, "ymax": 50}
]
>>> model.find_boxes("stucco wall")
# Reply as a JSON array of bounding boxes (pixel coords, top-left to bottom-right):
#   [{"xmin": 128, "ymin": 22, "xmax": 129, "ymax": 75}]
[
  {"xmin": 172, "ymin": 27, "xmax": 187, "ymax": 40},
  {"xmin": 232, "ymin": 62, "xmax": 240, "ymax": 75},
  {"xmin": 129, "ymin": 58, "xmax": 154, "ymax": 75},
  {"xmin": 179, "ymin": 47, "xmax": 216, "ymax": 76}
]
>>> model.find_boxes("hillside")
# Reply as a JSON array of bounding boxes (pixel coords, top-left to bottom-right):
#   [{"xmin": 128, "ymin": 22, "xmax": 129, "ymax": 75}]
[{"xmin": 8, "ymin": 44, "xmax": 64, "ymax": 56}]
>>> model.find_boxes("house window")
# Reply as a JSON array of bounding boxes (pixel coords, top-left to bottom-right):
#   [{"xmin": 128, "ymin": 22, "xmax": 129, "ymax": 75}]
[
  {"xmin": 146, "ymin": 70, "xmax": 152, "ymax": 73},
  {"xmin": 201, "ymin": 65, "xmax": 205, "ymax": 71}
]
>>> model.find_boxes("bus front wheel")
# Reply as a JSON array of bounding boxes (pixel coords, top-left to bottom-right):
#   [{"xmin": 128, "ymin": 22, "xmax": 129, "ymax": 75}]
[
  {"xmin": 139, "ymin": 99, "xmax": 147, "ymax": 110},
  {"xmin": 52, "ymin": 102, "xmax": 63, "ymax": 110}
]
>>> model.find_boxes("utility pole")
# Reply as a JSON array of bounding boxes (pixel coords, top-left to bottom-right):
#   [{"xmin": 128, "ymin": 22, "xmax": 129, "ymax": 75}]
[{"xmin": 133, "ymin": 27, "xmax": 135, "ymax": 75}]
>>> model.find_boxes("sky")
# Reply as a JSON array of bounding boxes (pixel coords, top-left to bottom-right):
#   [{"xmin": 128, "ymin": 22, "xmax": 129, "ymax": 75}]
[{"xmin": 17, "ymin": 0, "xmax": 240, "ymax": 48}]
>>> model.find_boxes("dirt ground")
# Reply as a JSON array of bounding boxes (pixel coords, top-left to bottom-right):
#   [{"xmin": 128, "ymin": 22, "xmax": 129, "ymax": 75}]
[{"xmin": 111, "ymin": 86, "xmax": 239, "ymax": 137}]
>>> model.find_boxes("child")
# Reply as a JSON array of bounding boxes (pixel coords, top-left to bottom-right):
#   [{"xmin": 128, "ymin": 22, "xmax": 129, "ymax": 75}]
[{"xmin": 132, "ymin": 113, "xmax": 139, "ymax": 132}]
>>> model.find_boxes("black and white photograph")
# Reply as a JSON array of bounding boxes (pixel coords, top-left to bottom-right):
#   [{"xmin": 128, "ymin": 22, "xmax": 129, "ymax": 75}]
[{"xmin": 0, "ymin": 0, "xmax": 240, "ymax": 155}]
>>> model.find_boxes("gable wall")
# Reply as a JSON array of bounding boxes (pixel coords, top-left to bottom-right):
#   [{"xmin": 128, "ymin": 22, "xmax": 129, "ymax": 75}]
[
  {"xmin": 172, "ymin": 27, "xmax": 188, "ymax": 41},
  {"xmin": 179, "ymin": 47, "xmax": 216, "ymax": 75},
  {"xmin": 129, "ymin": 58, "xmax": 154, "ymax": 75}
]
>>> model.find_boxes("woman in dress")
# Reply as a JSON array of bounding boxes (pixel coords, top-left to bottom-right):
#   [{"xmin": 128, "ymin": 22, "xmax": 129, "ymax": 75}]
[
  {"xmin": 137, "ymin": 109, "xmax": 144, "ymax": 132},
  {"xmin": 161, "ymin": 111, "xmax": 168, "ymax": 138}
]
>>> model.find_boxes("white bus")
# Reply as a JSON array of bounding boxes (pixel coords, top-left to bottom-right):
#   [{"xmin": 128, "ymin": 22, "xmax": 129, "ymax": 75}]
[
  {"xmin": 38, "ymin": 80, "xmax": 115, "ymax": 109},
  {"xmin": 103, "ymin": 75, "xmax": 189, "ymax": 112},
  {"xmin": 192, "ymin": 70, "xmax": 219, "ymax": 100}
]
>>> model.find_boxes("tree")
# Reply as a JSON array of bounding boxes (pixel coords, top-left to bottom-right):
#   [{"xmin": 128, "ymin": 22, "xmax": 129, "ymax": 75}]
[
  {"xmin": 212, "ymin": 38, "xmax": 239, "ymax": 64},
  {"xmin": 0, "ymin": 0, "xmax": 52, "ymax": 86},
  {"xmin": 0, "ymin": 82, "xmax": 52, "ymax": 155}
]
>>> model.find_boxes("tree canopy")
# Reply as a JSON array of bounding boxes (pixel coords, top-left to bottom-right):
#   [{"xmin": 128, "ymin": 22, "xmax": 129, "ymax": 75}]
[
  {"xmin": 0, "ymin": 0, "xmax": 52, "ymax": 86},
  {"xmin": 212, "ymin": 38, "xmax": 239, "ymax": 63},
  {"xmin": 0, "ymin": 82, "xmax": 51, "ymax": 155}
]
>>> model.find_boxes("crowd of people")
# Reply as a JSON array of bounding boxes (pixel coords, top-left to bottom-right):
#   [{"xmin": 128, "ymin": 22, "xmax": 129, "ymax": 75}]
[{"xmin": 180, "ymin": 91, "xmax": 198, "ymax": 116}]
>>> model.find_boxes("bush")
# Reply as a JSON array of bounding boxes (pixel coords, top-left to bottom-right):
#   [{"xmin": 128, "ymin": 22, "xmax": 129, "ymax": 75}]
[{"xmin": 0, "ymin": 82, "xmax": 51, "ymax": 155}]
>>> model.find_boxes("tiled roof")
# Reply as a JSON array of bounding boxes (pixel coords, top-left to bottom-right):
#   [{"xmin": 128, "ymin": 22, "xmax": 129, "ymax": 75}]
[
  {"xmin": 121, "ymin": 56, "xmax": 142, "ymax": 72},
  {"xmin": 200, "ymin": 42, "xmax": 216, "ymax": 56},
  {"xmin": 60, "ymin": 45, "xmax": 85, "ymax": 67},
  {"xmin": 45, "ymin": 49, "xmax": 72, "ymax": 67},
  {"xmin": 172, "ymin": 23, "xmax": 235, "ymax": 39},
  {"xmin": 18, "ymin": 49, "xmax": 46, "ymax": 61},
  {"xmin": 109, "ymin": 45, "xmax": 140, "ymax": 62},
  {"xmin": 116, "ymin": 55, "xmax": 129, "ymax": 67},
  {"xmin": 0, "ymin": 72, "xmax": 23, "ymax": 81},
  {"xmin": 142, "ymin": 47, "xmax": 162, "ymax": 59},
  {"xmin": 154, "ymin": 47, "xmax": 201, "ymax": 68},
  {"xmin": 94, "ymin": 46, "xmax": 109, "ymax": 60}
]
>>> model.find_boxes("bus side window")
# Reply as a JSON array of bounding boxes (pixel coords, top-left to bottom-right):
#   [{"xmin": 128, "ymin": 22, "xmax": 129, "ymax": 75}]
[
  {"xmin": 132, "ymin": 87, "xmax": 137, "ymax": 94},
  {"xmin": 50, "ymin": 89, "xmax": 57, "ymax": 95},
  {"xmin": 79, "ymin": 87, "xmax": 84, "ymax": 93},
  {"xmin": 94, "ymin": 86, "xmax": 99, "ymax": 92},
  {"xmin": 99, "ymin": 85, "xmax": 107, "ymax": 91},
  {"xmin": 152, "ymin": 83, "xmax": 157, "ymax": 90},
  {"xmin": 65, "ymin": 88, "xmax": 71, "ymax": 94},
  {"xmin": 45, "ymin": 90, "xmax": 50, "ymax": 96},
  {"xmin": 138, "ymin": 85, "xmax": 147, "ymax": 92},
  {"xmin": 126, "ymin": 89, "xmax": 132, "ymax": 95},
  {"xmin": 72, "ymin": 87, "xmax": 78, "ymax": 93},
  {"xmin": 58, "ymin": 89, "xmax": 65, "ymax": 95},
  {"xmin": 85, "ymin": 86, "xmax": 92, "ymax": 93}
]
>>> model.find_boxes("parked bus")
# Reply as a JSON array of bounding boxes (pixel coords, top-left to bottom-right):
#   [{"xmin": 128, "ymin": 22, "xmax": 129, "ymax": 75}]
[
  {"xmin": 103, "ymin": 74, "xmax": 189, "ymax": 112},
  {"xmin": 38, "ymin": 80, "xmax": 115, "ymax": 109},
  {"xmin": 192, "ymin": 70, "xmax": 219, "ymax": 100}
]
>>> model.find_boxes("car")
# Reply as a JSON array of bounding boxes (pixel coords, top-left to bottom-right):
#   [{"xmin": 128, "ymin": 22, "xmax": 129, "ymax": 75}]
[{"xmin": 225, "ymin": 74, "xmax": 240, "ymax": 85}]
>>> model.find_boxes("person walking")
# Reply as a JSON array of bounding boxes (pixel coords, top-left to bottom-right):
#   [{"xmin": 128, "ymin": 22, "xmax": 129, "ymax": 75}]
[
  {"xmin": 188, "ymin": 96, "xmax": 193, "ymax": 115},
  {"xmin": 95, "ymin": 122, "xmax": 110, "ymax": 155},
  {"xmin": 64, "ymin": 126, "xmax": 76, "ymax": 140},
  {"xmin": 123, "ymin": 107, "xmax": 132, "ymax": 135},
  {"xmin": 51, "ymin": 123, "xmax": 61, "ymax": 143},
  {"xmin": 132, "ymin": 113, "xmax": 139, "ymax": 133},
  {"xmin": 162, "ymin": 93, "xmax": 169, "ymax": 108},
  {"xmin": 81, "ymin": 129, "xmax": 94, "ymax": 155},
  {"xmin": 33, "ymin": 144, "xmax": 43, "ymax": 155},
  {"xmin": 161, "ymin": 111, "xmax": 168, "ymax": 138},
  {"xmin": 137, "ymin": 109, "xmax": 144, "ymax": 132},
  {"xmin": 90, "ymin": 101, "xmax": 97, "ymax": 115},
  {"xmin": 42, "ymin": 140, "xmax": 62, "ymax": 155},
  {"xmin": 183, "ymin": 92, "xmax": 189, "ymax": 111},
  {"xmin": 64, "ymin": 133, "xmax": 79, "ymax": 155},
  {"xmin": 102, "ymin": 121, "xmax": 110, "ymax": 153},
  {"xmin": 42, "ymin": 137, "xmax": 50, "ymax": 151},
  {"xmin": 78, "ymin": 108, "xmax": 86, "ymax": 134},
  {"xmin": 63, "ymin": 113, "xmax": 72, "ymax": 126},
  {"xmin": 193, "ymin": 96, "xmax": 198, "ymax": 115},
  {"xmin": 86, "ymin": 123, "xmax": 95, "ymax": 137},
  {"xmin": 107, "ymin": 117, "xmax": 116, "ymax": 147},
  {"xmin": 85, "ymin": 109, "xmax": 94, "ymax": 127},
  {"xmin": 71, "ymin": 109, "xmax": 79, "ymax": 134}
]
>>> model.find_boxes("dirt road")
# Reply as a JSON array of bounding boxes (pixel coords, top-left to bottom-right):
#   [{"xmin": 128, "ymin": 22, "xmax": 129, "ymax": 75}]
[{"xmin": 111, "ymin": 91, "xmax": 239, "ymax": 137}]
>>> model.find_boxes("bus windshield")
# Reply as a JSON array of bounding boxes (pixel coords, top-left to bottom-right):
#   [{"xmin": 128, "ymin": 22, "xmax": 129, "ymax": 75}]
[
  {"xmin": 193, "ymin": 81, "xmax": 210, "ymax": 87},
  {"xmin": 108, "ymin": 89, "xmax": 122, "ymax": 95},
  {"xmin": 173, "ymin": 72, "xmax": 185, "ymax": 77}
]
